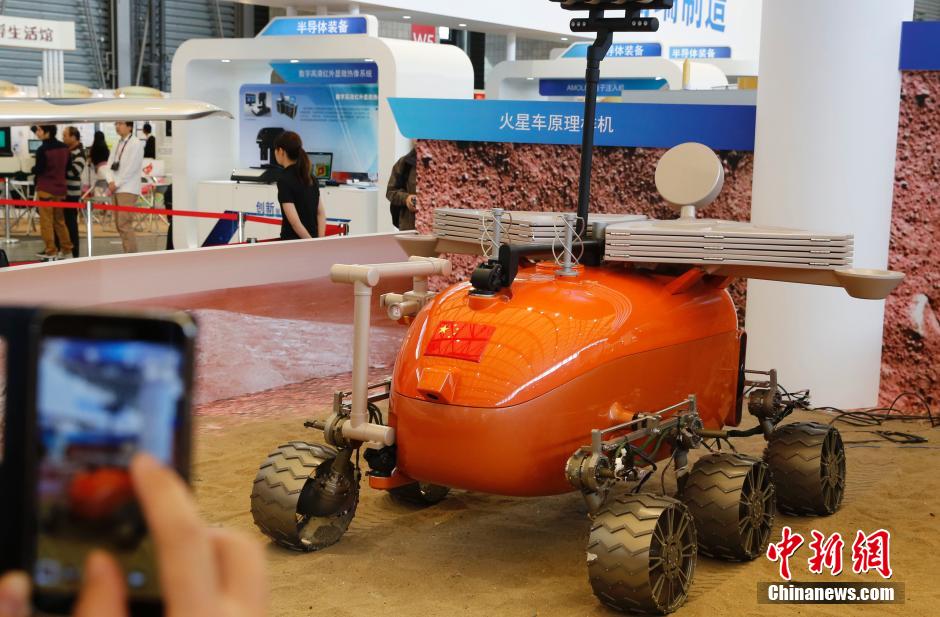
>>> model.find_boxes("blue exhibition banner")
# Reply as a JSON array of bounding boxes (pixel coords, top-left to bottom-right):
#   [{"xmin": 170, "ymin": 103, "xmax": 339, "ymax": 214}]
[
  {"xmin": 563, "ymin": 42, "xmax": 663, "ymax": 59},
  {"xmin": 240, "ymin": 80, "xmax": 379, "ymax": 175},
  {"xmin": 669, "ymin": 46, "xmax": 732, "ymax": 60},
  {"xmin": 539, "ymin": 78, "xmax": 668, "ymax": 96},
  {"xmin": 899, "ymin": 22, "xmax": 940, "ymax": 71},
  {"xmin": 271, "ymin": 62, "xmax": 378, "ymax": 85},
  {"xmin": 388, "ymin": 98, "xmax": 756, "ymax": 151},
  {"xmin": 260, "ymin": 16, "xmax": 368, "ymax": 37}
]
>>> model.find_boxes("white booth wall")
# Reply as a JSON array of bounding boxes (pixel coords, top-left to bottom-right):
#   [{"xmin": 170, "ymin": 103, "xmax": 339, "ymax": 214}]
[
  {"xmin": 171, "ymin": 29, "xmax": 473, "ymax": 248},
  {"xmin": 485, "ymin": 56, "xmax": 739, "ymax": 100}
]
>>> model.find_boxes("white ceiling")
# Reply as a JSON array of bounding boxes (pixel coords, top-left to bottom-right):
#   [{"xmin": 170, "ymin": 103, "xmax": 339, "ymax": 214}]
[{"xmin": 237, "ymin": 0, "xmax": 594, "ymax": 42}]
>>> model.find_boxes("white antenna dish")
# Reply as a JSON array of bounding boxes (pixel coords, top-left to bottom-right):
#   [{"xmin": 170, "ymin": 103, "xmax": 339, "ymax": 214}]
[{"xmin": 655, "ymin": 142, "xmax": 724, "ymax": 219}]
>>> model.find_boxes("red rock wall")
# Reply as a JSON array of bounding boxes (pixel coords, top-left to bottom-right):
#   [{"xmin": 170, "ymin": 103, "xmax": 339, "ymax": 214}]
[
  {"xmin": 880, "ymin": 72, "xmax": 940, "ymax": 411},
  {"xmin": 414, "ymin": 75, "xmax": 939, "ymax": 411}
]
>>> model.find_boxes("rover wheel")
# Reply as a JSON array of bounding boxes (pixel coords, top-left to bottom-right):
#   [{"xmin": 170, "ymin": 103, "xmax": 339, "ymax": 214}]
[
  {"xmin": 588, "ymin": 494, "xmax": 697, "ymax": 615},
  {"xmin": 681, "ymin": 453, "xmax": 775, "ymax": 561},
  {"xmin": 764, "ymin": 423, "xmax": 846, "ymax": 516},
  {"xmin": 250, "ymin": 441, "xmax": 359, "ymax": 552},
  {"xmin": 389, "ymin": 482, "xmax": 450, "ymax": 506}
]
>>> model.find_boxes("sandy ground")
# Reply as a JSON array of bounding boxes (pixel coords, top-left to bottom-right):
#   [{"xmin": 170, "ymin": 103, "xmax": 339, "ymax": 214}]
[{"xmin": 192, "ymin": 393, "xmax": 940, "ymax": 617}]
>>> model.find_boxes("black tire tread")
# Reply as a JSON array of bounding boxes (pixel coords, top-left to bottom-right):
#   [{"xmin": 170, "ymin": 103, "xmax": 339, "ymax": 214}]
[
  {"xmin": 587, "ymin": 493, "xmax": 696, "ymax": 615},
  {"xmin": 682, "ymin": 453, "xmax": 774, "ymax": 561},
  {"xmin": 764, "ymin": 422, "xmax": 844, "ymax": 516},
  {"xmin": 250, "ymin": 441, "xmax": 355, "ymax": 552}
]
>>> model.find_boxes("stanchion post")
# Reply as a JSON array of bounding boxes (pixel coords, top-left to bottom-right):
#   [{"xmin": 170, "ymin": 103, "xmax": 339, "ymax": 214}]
[
  {"xmin": 85, "ymin": 200, "xmax": 94, "ymax": 258},
  {"xmin": 237, "ymin": 212, "xmax": 246, "ymax": 243},
  {"xmin": 1, "ymin": 179, "xmax": 19, "ymax": 245}
]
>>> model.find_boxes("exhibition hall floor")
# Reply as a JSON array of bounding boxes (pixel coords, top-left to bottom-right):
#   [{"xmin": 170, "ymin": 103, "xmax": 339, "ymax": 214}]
[{"xmin": 191, "ymin": 399, "xmax": 939, "ymax": 617}]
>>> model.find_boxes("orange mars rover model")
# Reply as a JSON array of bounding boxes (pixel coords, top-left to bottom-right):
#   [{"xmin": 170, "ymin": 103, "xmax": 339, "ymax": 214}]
[{"xmin": 250, "ymin": 1, "xmax": 905, "ymax": 613}]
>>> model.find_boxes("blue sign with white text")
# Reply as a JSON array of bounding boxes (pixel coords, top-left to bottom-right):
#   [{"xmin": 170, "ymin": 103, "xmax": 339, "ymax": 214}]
[
  {"xmin": 563, "ymin": 42, "xmax": 662, "ymax": 59},
  {"xmin": 260, "ymin": 16, "xmax": 368, "ymax": 36},
  {"xmin": 389, "ymin": 98, "xmax": 756, "ymax": 151},
  {"xmin": 270, "ymin": 62, "xmax": 378, "ymax": 85},
  {"xmin": 539, "ymin": 78, "xmax": 668, "ymax": 97},
  {"xmin": 669, "ymin": 46, "xmax": 732, "ymax": 59}
]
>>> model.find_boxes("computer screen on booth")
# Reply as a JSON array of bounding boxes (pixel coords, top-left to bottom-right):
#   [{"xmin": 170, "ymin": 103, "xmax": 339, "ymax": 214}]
[
  {"xmin": 0, "ymin": 127, "xmax": 11, "ymax": 157},
  {"xmin": 28, "ymin": 140, "xmax": 42, "ymax": 155},
  {"xmin": 308, "ymin": 152, "xmax": 333, "ymax": 181}
]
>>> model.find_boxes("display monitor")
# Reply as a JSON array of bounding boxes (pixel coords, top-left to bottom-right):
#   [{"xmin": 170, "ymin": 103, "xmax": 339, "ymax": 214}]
[
  {"xmin": 0, "ymin": 127, "xmax": 11, "ymax": 157},
  {"xmin": 308, "ymin": 152, "xmax": 333, "ymax": 181},
  {"xmin": 28, "ymin": 139, "xmax": 42, "ymax": 155}
]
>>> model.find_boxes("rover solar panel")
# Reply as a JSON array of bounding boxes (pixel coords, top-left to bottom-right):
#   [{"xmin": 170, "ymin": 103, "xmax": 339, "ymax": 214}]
[
  {"xmin": 603, "ymin": 219, "xmax": 854, "ymax": 269},
  {"xmin": 432, "ymin": 209, "xmax": 646, "ymax": 246}
]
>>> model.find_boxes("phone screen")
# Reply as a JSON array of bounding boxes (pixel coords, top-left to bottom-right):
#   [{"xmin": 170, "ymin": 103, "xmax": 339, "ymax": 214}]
[{"xmin": 32, "ymin": 336, "xmax": 185, "ymax": 601}]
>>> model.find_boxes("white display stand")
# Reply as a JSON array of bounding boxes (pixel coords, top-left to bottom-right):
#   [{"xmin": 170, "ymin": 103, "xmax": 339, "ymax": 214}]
[
  {"xmin": 196, "ymin": 180, "xmax": 378, "ymax": 242},
  {"xmin": 170, "ymin": 16, "xmax": 474, "ymax": 249}
]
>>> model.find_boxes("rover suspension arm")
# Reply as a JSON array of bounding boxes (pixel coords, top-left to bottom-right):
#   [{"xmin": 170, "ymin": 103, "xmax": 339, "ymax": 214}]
[{"xmin": 328, "ymin": 256, "xmax": 451, "ymax": 446}]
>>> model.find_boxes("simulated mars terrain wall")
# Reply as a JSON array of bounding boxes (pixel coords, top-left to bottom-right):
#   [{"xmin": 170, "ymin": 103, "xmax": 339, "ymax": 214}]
[
  {"xmin": 414, "ymin": 72, "xmax": 939, "ymax": 411},
  {"xmin": 881, "ymin": 72, "xmax": 940, "ymax": 411}
]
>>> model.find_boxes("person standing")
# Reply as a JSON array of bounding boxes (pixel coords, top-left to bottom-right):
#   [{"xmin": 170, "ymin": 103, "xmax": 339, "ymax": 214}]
[
  {"xmin": 386, "ymin": 148, "xmax": 418, "ymax": 231},
  {"xmin": 62, "ymin": 126, "xmax": 86, "ymax": 258},
  {"xmin": 89, "ymin": 130, "xmax": 111, "ymax": 197},
  {"xmin": 274, "ymin": 131, "xmax": 326, "ymax": 240},
  {"xmin": 30, "ymin": 125, "xmax": 73, "ymax": 260},
  {"xmin": 90, "ymin": 130, "xmax": 110, "ymax": 170},
  {"xmin": 142, "ymin": 123, "xmax": 157, "ymax": 159},
  {"xmin": 106, "ymin": 121, "xmax": 144, "ymax": 253}
]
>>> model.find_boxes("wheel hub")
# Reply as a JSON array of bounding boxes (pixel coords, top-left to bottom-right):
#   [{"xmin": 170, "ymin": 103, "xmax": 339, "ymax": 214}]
[
  {"xmin": 662, "ymin": 540, "xmax": 683, "ymax": 576},
  {"xmin": 746, "ymin": 490, "xmax": 765, "ymax": 524}
]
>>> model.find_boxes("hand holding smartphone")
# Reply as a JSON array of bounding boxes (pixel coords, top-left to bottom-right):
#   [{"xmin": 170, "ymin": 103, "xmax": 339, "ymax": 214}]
[
  {"xmin": 27, "ymin": 311, "xmax": 195, "ymax": 616},
  {"xmin": 0, "ymin": 308, "xmax": 267, "ymax": 617}
]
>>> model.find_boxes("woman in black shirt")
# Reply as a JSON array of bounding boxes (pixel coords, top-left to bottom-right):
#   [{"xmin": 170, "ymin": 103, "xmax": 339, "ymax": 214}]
[
  {"xmin": 89, "ymin": 130, "xmax": 110, "ymax": 167},
  {"xmin": 273, "ymin": 131, "xmax": 325, "ymax": 239}
]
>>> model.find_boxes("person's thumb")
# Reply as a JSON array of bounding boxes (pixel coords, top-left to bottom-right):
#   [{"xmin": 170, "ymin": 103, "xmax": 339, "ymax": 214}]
[
  {"xmin": 73, "ymin": 551, "xmax": 128, "ymax": 617},
  {"xmin": 0, "ymin": 572, "xmax": 30, "ymax": 617}
]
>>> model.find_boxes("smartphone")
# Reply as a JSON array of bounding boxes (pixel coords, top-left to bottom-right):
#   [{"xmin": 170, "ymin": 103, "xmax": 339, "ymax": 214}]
[{"xmin": 26, "ymin": 310, "xmax": 196, "ymax": 615}]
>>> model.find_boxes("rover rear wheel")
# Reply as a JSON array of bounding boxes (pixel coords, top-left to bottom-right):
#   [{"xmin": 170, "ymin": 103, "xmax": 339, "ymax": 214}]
[
  {"xmin": 681, "ymin": 453, "xmax": 775, "ymax": 561},
  {"xmin": 251, "ymin": 441, "xmax": 359, "ymax": 552},
  {"xmin": 764, "ymin": 423, "xmax": 846, "ymax": 516},
  {"xmin": 587, "ymin": 494, "xmax": 697, "ymax": 615},
  {"xmin": 389, "ymin": 482, "xmax": 450, "ymax": 506}
]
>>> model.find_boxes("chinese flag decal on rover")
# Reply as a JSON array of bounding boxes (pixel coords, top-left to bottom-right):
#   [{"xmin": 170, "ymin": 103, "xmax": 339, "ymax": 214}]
[{"xmin": 425, "ymin": 321, "xmax": 495, "ymax": 363}]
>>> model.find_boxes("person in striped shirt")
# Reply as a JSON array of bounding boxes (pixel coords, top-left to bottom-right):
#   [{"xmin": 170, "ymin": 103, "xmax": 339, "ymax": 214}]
[{"xmin": 62, "ymin": 126, "xmax": 86, "ymax": 258}]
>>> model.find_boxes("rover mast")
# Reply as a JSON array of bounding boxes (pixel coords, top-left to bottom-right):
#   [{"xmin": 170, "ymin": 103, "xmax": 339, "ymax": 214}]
[{"xmin": 553, "ymin": 0, "xmax": 672, "ymax": 235}]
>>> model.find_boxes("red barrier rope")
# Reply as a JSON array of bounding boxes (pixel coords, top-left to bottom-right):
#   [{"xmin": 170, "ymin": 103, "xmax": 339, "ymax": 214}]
[{"xmin": 0, "ymin": 198, "xmax": 282, "ymax": 225}]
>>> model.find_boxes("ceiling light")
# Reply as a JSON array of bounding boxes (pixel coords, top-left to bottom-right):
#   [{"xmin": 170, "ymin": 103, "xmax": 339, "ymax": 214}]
[
  {"xmin": 459, "ymin": 23, "xmax": 467, "ymax": 27},
  {"xmin": 221, "ymin": 59, "xmax": 231, "ymax": 63},
  {"xmin": 561, "ymin": 37, "xmax": 569, "ymax": 41},
  {"xmin": 403, "ymin": 15, "xmax": 411, "ymax": 20},
  {"xmin": 290, "ymin": 59, "xmax": 300, "ymax": 63},
  {"xmin": 364, "ymin": 58, "xmax": 374, "ymax": 62},
  {"xmin": 526, "ymin": 77, "xmax": 535, "ymax": 81}
]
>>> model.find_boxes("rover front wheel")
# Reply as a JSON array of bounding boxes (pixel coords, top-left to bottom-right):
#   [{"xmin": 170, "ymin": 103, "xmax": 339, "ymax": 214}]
[
  {"xmin": 250, "ymin": 441, "xmax": 360, "ymax": 552},
  {"xmin": 681, "ymin": 453, "xmax": 775, "ymax": 561},
  {"xmin": 764, "ymin": 423, "xmax": 846, "ymax": 516},
  {"xmin": 587, "ymin": 494, "xmax": 697, "ymax": 614},
  {"xmin": 389, "ymin": 482, "xmax": 450, "ymax": 506}
]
